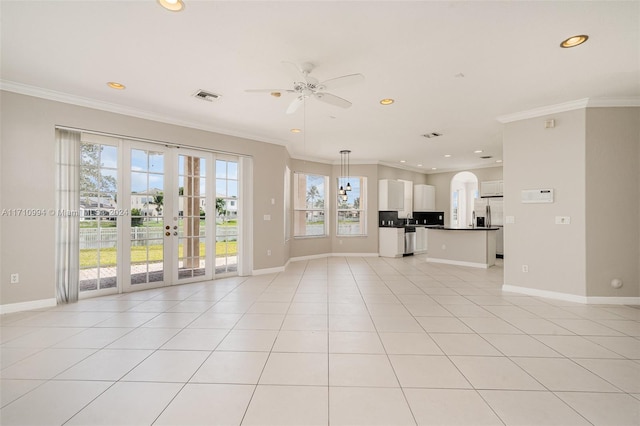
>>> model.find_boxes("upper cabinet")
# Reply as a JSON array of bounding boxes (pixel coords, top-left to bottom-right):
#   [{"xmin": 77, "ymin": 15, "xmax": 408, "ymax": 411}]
[
  {"xmin": 379, "ymin": 179, "xmax": 404, "ymax": 211},
  {"xmin": 398, "ymin": 180, "xmax": 413, "ymax": 218},
  {"xmin": 480, "ymin": 180, "xmax": 504, "ymax": 198},
  {"xmin": 413, "ymin": 184, "xmax": 436, "ymax": 211}
]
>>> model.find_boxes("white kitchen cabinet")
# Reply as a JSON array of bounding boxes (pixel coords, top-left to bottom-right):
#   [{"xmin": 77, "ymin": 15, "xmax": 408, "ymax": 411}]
[
  {"xmin": 398, "ymin": 180, "xmax": 413, "ymax": 218},
  {"xmin": 480, "ymin": 180, "xmax": 503, "ymax": 197},
  {"xmin": 379, "ymin": 179, "xmax": 404, "ymax": 211},
  {"xmin": 379, "ymin": 228, "xmax": 404, "ymax": 257},
  {"xmin": 413, "ymin": 184, "xmax": 436, "ymax": 211},
  {"xmin": 415, "ymin": 227, "xmax": 428, "ymax": 253}
]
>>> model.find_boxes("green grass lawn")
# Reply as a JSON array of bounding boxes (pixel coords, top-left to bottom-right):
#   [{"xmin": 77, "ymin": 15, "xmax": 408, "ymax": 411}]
[{"xmin": 80, "ymin": 241, "xmax": 237, "ymax": 268}]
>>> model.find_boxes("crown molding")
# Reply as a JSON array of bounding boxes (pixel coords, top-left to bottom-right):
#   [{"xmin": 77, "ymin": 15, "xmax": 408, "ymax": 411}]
[
  {"xmin": 0, "ymin": 80, "xmax": 287, "ymax": 148},
  {"xmin": 496, "ymin": 97, "xmax": 640, "ymax": 123},
  {"xmin": 496, "ymin": 98, "xmax": 589, "ymax": 123}
]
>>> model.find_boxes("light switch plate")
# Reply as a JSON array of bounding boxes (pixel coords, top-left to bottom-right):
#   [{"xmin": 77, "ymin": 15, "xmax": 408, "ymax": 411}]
[
  {"xmin": 263, "ymin": 214, "xmax": 271, "ymax": 221},
  {"xmin": 555, "ymin": 216, "xmax": 571, "ymax": 225}
]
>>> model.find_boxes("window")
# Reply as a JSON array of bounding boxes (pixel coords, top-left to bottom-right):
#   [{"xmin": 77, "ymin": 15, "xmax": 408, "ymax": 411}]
[
  {"xmin": 337, "ymin": 176, "xmax": 367, "ymax": 236},
  {"xmin": 284, "ymin": 166, "xmax": 291, "ymax": 241},
  {"xmin": 294, "ymin": 173, "xmax": 328, "ymax": 237}
]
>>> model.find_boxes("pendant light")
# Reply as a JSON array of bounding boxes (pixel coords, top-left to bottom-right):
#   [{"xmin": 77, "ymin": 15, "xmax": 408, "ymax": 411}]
[
  {"xmin": 338, "ymin": 150, "xmax": 345, "ymax": 196},
  {"xmin": 339, "ymin": 150, "xmax": 351, "ymax": 201},
  {"xmin": 344, "ymin": 150, "xmax": 352, "ymax": 191}
]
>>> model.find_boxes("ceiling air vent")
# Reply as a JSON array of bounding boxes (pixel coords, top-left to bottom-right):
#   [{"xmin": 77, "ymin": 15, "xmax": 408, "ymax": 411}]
[
  {"xmin": 193, "ymin": 90, "xmax": 221, "ymax": 102},
  {"xmin": 422, "ymin": 132, "xmax": 442, "ymax": 139}
]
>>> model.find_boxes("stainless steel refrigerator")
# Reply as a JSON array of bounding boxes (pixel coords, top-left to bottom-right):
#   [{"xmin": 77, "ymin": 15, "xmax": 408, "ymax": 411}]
[{"xmin": 473, "ymin": 198, "xmax": 504, "ymax": 257}]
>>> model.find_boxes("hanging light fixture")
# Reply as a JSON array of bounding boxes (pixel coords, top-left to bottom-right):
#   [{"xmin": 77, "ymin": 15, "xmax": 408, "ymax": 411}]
[
  {"xmin": 344, "ymin": 150, "xmax": 352, "ymax": 191},
  {"xmin": 339, "ymin": 150, "xmax": 351, "ymax": 201}
]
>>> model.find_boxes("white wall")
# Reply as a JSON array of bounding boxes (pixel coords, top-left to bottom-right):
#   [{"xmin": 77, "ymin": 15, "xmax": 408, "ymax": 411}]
[
  {"xmin": 503, "ymin": 108, "xmax": 587, "ymax": 297},
  {"xmin": 585, "ymin": 107, "xmax": 640, "ymax": 298},
  {"xmin": 503, "ymin": 106, "xmax": 640, "ymax": 300}
]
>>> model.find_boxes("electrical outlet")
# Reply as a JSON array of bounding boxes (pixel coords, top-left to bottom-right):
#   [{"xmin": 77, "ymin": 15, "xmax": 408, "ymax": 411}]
[
  {"xmin": 10, "ymin": 273, "xmax": 19, "ymax": 284},
  {"xmin": 522, "ymin": 265, "xmax": 529, "ymax": 273},
  {"xmin": 267, "ymin": 249, "xmax": 271, "ymax": 256},
  {"xmin": 555, "ymin": 216, "xmax": 571, "ymax": 225}
]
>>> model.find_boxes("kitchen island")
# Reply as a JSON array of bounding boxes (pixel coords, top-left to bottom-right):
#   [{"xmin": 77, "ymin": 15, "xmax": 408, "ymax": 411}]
[{"xmin": 426, "ymin": 227, "xmax": 498, "ymax": 268}]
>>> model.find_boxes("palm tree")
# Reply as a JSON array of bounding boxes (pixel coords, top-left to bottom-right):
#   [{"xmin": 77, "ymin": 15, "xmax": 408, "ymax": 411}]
[
  {"xmin": 216, "ymin": 197, "xmax": 227, "ymax": 223},
  {"xmin": 306, "ymin": 185, "xmax": 320, "ymax": 208}
]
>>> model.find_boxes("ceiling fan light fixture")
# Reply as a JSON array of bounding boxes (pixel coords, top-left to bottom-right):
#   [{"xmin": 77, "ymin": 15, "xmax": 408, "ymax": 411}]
[
  {"xmin": 560, "ymin": 34, "xmax": 588, "ymax": 48},
  {"xmin": 157, "ymin": 0, "xmax": 185, "ymax": 11},
  {"xmin": 290, "ymin": 128, "xmax": 301, "ymax": 133},
  {"xmin": 380, "ymin": 98, "xmax": 395, "ymax": 105}
]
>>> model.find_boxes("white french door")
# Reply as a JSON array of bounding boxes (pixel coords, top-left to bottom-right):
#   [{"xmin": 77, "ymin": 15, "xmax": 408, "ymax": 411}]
[
  {"xmin": 79, "ymin": 134, "xmax": 221, "ymax": 297},
  {"xmin": 122, "ymin": 143, "xmax": 214, "ymax": 292}
]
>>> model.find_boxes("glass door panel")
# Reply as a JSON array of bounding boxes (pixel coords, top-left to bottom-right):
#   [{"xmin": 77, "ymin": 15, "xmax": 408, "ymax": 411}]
[
  {"xmin": 79, "ymin": 141, "xmax": 119, "ymax": 294},
  {"xmin": 215, "ymin": 159, "xmax": 238, "ymax": 275},
  {"xmin": 177, "ymin": 153, "xmax": 209, "ymax": 282},
  {"xmin": 129, "ymin": 148, "xmax": 166, "ymax": 286}
]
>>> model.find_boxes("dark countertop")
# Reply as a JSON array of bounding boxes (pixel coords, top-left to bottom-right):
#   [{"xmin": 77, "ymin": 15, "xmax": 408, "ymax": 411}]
[{"xmin": 429, "ymin": 226, "xmax": 499, "ymax": 231}]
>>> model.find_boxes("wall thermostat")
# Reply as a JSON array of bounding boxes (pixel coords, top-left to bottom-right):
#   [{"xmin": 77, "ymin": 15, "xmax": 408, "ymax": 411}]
[{"xmin": 521, "ymin": 189, "xmax": 554, "ymax": 203}]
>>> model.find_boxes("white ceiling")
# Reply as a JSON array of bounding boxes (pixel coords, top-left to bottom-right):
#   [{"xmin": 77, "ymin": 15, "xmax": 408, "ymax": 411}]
[{"xmin": 2, "ymin": 1, "xmax": 639, "ymax": 172}]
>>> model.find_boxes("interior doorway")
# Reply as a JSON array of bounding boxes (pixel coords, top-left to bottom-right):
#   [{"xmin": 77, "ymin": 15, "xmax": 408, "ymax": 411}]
[{"xmin": 450, "ymin": 171, "xmax": 478, "ymax": 228}]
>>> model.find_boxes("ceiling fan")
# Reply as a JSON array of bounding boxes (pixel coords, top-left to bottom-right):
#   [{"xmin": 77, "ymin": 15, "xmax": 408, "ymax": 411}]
[{"xmin": 246, "ymin": 62, "xmax": 364, "ymax": 114}]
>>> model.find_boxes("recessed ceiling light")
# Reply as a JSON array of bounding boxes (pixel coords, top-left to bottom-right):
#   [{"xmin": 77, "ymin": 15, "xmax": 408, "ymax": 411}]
[
  {"xmin": 290, "ymin": 128, "xmax": 301, "ymax": 133},
  {"xmin": 431, "ymin": 167, "xmax": 437, "ymax": 170},
  {"xmin": 107, "ymin": 82, "xmax": 125, "ymax": 90},
  {"xmin": 157, "ymin": 0, "xmax": 185, "ymax": 12},
  {"xmin": 474, "ymin": 150, "xmax": 483, "ymax": 154},
  {"xmin": 560, "ymin": 34, "xmax": 588, "ymax": 48},
  {"xmin": 444, "ymin": 154, "xmax": 452, "ymax": 158},
  {"xmin": 417, "ymin": 164, "xmax": 423, "ymax": 167},
  {"xmin": 496, "ymin": 159, "xmax": 503, "ymax": 163},
  {"xmin": 380, "ymin": 98, "xmax": 395, "ymax": 105},
  {"xmin": 270, "ymin": 92, "xmax": 281, "ymax": 98},
  {"xmin": 400, "ymin": 160, "xmax": 406, "ymax": 163}
]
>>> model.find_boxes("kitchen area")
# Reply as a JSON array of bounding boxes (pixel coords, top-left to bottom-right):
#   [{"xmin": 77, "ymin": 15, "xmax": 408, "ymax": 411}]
[{"xmin": 378, "ymin": 177, "xmax": 504, "ymax": 268}]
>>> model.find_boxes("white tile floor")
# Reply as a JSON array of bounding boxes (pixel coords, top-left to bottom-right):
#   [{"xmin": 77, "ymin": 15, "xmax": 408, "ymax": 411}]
[{"xmin": 1, "ymin": 255, "xmax": 639, "ymax": 425}]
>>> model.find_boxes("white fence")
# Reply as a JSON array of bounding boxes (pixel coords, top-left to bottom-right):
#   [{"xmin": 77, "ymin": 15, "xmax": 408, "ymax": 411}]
[{"xmin": 79, "ymin": 227, "xmax": 237, "ymax": 249}]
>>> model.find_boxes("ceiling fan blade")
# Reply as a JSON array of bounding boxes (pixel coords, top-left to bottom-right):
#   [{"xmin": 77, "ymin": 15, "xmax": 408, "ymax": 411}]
[
  {"xmin": 320, "ymin": 73, "xmax": 365, "ymax": 90},
  {"xmin": 313, "ymin": 92, "xmax": 352, "ymax": 109},
  {"xmin": 286, "ymin": 96, "xmax": 305, "ymax": 114}
]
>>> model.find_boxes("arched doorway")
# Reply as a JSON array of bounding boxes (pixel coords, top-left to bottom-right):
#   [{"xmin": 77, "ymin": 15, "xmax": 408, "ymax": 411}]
[{"xmin": 450, "ymin": 171, "xmax": 478, "ymax": 228}]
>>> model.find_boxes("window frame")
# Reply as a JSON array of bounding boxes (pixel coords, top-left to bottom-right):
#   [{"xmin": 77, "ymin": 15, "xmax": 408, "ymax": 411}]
[
  {"xmin": 293, "ymin": 172, "xmax": 329, "ymax": 238},
  {"xmin": 336, "ymin": 176, "xmax": 367, "ymax": 237}
]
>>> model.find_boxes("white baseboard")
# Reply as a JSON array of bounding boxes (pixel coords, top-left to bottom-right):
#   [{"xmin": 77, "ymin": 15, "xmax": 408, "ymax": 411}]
[
  {"xmin": 289, "ymin": 252, "xmax": 379, "ymax": 263},
  {"xmin": 0, "ymin": 298, "xmax": 57, "ymax": 315},
  {"xmin": 330, "ymin": 252, "xmax": 379, "ymax": 258},
  {"xmin": 502, "ymin": 285, "xmax": 640, "ymax": 305},
  {"xmin": 427, "ymin": 258, "xmax": 491, "ymax": 269},
  {"xmin": 252, "ymin": 265, "xmax": 286, "ymax": 276}
]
